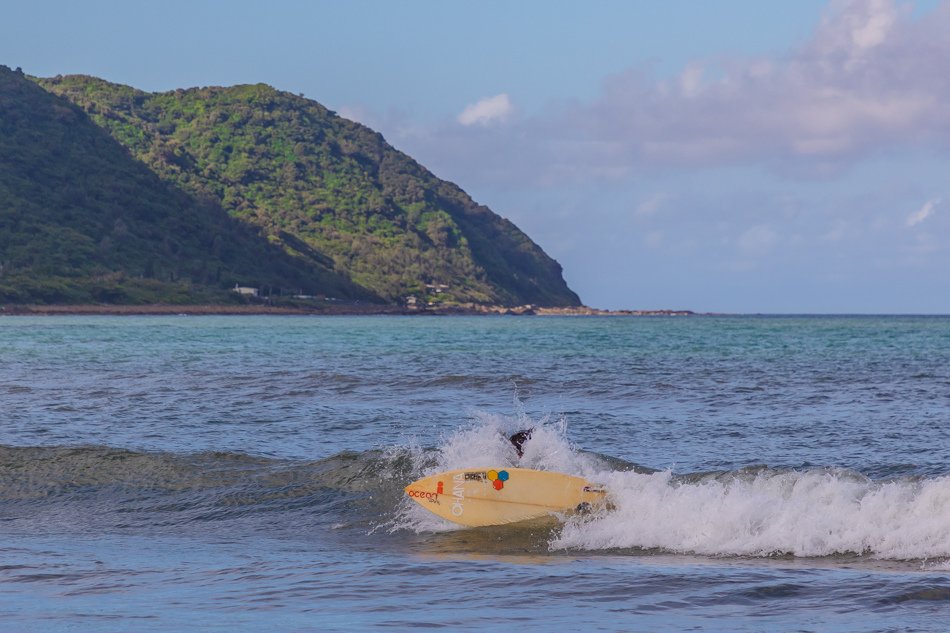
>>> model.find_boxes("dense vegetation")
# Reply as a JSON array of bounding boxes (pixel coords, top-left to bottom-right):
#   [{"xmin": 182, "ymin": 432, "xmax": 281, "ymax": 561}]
[
  {"xmin": 0, "ymin": 65, "xmax": 581, "ymax": 306},
  {"xmin": 0, "ymin": 66, "xmax": 377, "ymax": 304}
]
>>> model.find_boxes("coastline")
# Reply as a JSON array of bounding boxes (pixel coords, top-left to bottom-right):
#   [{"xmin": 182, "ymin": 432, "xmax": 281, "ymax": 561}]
[{"xmin": 0, "ymin": 303, "xmax": 696, "ymax": 317}]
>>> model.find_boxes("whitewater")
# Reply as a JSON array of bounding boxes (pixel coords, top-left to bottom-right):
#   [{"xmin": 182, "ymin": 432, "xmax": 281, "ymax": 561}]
[{"xmin": 389, "ymin": 415, "xmax": 950, "ymax": 564}]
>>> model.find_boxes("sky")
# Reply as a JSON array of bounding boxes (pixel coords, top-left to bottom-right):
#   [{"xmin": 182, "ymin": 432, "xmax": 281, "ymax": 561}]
[{"xmin": 4, "ymin": 0, "xmax": 950, "ymax": 312}]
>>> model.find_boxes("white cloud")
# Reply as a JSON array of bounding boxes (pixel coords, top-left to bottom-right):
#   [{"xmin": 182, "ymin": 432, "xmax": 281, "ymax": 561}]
[
  {"xmin": 457, "ymin": 93, "xmax": 513, "ymax": 126},
  {"xmin": 634, "ymin": 192, "xmax": 668, "ymax": 217},
  {"xmin": 850, "ymin": 0, "xmax": 897, "ymax": 49},
  {"xmin": 816, "ymin": 0, "xmax": 899, "ymax": 56},
  {"xmin": 820, "ymin": 220, "xmax": 849, "ymax": 242},
  {"xmin": 596, "ymin": 0, "xmax": 948, "ymax": 170},
  {"xmin": 372, "ymin": 0, "xmax": 950, "ymax": 205},
  {"xmin": 738, "ymin": 225, "xmax": 779, "ymax": 255},
  {"xmin": 907, "ymin": 198, "xmax": 939, "ymax": 227},
  {"xmin": 397, "ymin": 0, "xmax": 950, "ymax": 188},
  {"xmin": 678, "ymin": 62, "xmax": 705, "ymax": 98}
]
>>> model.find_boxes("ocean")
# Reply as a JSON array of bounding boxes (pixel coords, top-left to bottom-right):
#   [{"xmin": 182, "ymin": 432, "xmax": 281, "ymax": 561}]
[{"xmin": 1, "ymin": 314, "xmax": 949, "ymax": 632}]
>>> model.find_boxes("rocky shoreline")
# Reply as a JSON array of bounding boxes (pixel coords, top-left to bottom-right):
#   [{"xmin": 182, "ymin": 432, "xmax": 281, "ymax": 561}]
[{"xmin": 0, "ymin": 303, "xmax": 696, "ymax": 317}]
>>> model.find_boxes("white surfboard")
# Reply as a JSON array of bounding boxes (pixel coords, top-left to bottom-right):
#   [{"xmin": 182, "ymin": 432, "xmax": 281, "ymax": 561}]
[{"xmin": 405, "ymin": 467, "xmax": 607, "ymax": 527}]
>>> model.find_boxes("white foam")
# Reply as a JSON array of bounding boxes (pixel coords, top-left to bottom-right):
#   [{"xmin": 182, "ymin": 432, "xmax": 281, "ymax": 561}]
[
  {"xmin": 389, "ymin": 415, "xmax": 950, "ymax": 560},
  {"xmin": 429, "ymin": 412, "xmax": 519, "ymax": 472},
  {"xmin": 390, "ymin": 412, "xmax": 604, "ymax": 533},
  {"xmin": 430, "ymin": 411, "xmax": 605, "ymax": 477},
  {"xmin": 552, "ymin": 469, "xmax": 950, "ymax": 561}
]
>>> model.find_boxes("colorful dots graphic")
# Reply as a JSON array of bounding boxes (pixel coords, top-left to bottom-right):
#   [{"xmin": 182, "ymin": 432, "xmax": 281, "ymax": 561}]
[{"xmin": 487, "ymin": 469, "xmax": 510, "ymax": 490}]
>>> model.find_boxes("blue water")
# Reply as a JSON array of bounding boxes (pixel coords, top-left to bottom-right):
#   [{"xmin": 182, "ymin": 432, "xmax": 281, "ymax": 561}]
[{"xmin": 2, "ymin": 315, "xmax": 950, "ymax": 631}]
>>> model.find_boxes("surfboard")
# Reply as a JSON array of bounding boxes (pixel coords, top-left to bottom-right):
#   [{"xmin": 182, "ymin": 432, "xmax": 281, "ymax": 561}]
[{"xmin": 405, "ymin": 467, "xmax": 607, "ymax": 527}]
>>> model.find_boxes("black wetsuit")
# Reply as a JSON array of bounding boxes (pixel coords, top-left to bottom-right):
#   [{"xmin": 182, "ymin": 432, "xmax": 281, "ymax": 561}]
[{"xmin": 509, "ymin": 429, "xmax": 532, "ymax": 457}]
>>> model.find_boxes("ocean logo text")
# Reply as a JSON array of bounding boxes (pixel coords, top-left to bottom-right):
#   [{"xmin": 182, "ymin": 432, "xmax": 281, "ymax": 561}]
[{"xmin": 407, "ymin": 489, "xmax": 440, "ymax": 504}]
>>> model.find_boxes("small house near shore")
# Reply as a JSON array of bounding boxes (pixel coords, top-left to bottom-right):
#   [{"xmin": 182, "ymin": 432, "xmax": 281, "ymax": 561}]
[{"xmin": 232, "ymin": 285, "xmax": 259, "ymax": 297}]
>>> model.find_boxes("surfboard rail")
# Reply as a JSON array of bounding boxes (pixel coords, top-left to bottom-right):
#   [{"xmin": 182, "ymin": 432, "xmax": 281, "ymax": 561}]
[{"xmin": 405, "ymin": 467, "xmax": 607, "ymax": 527}]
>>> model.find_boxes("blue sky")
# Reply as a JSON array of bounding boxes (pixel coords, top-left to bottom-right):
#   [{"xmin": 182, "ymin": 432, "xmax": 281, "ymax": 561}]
[{"xmin": 4, "ymin": 0, "xmax": 949, "ymax": 312}]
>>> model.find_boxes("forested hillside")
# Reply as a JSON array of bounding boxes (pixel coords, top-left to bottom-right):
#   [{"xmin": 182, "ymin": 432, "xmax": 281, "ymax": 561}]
[
  {"xmin": 0, "ymin": 64, "xmax": 581, "ymax": 306},
  {"xmin": 0, "ymin": 66, "xmax": 375, "ymax": 304}
]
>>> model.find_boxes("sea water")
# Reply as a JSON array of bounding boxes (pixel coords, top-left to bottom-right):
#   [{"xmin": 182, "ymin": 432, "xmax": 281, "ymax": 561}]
[{"xmin": 1, "ymin": 314, "xmax": 949, "ymax": 632}]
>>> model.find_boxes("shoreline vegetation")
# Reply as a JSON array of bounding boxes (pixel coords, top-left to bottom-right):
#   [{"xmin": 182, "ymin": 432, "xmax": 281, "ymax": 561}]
[{"xmin": 0, "ymin": 303, "xmax": 695, "ymax": 317}]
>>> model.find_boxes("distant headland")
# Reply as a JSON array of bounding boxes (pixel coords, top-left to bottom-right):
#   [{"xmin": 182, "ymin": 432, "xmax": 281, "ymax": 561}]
[{"xmin": 0, "ymin": 66, "xmax": 581, "ymax": 311}]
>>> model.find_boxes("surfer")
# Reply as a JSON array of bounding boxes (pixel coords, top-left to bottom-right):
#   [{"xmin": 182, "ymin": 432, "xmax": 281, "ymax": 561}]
[{"xmin": 509, "ymin": 429, "xmax": 532, "ymax": 457}]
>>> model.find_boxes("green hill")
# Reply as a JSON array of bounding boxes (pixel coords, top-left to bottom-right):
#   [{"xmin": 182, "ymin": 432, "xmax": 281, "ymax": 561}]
[
  {"xmin": 0, "ymin": 65, "xmax": 581, "ymax": 306},
  {"xmin": 0, "ymin": 66, "xmax": 378, "ymax": 304}
]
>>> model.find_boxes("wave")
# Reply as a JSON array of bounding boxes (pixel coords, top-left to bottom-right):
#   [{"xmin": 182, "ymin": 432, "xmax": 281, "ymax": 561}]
[
  {"xmin": 390, "ymin": 414, "xmax": 950, "ymax": 563},
  {"xmin": 0, "ymin": 444, "xmax": 420, "ymax": 532},
  {"xmin": 552, "ymin": 467, "xmax": 950, "ymax": 561},
  {"xmin": 4, "ymin": 414, "xmax": 950, "ymax": 562}
]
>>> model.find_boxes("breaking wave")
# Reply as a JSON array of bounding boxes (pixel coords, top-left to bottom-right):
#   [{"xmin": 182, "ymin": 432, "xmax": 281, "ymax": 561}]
[
  {"xmin": 392, "ymin": 414, "xmax": 950, "ymax": 563},
  {"xmin": 4, "ymin": 414, "xmax": 950, "ymax": 562},
  {"xmin": 553, "ymin": 467, "xmax": 950, "ymax": 561}
]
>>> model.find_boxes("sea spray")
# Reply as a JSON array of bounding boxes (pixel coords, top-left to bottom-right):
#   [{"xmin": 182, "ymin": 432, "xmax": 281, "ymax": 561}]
[
  {"xmin": 387, "ymin": 412, "xmax": 546, "ymax": 533},
  {"xmin": 388, "ymin": 413, "xmax": 614, "ymax": 532},
  {"xmin": 552, "ymin": 468, "xmax": 950, "ymax": 560},
  {"xmin": 389, "ymin": 416, "xmax": 950, "ymax": 562}
]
